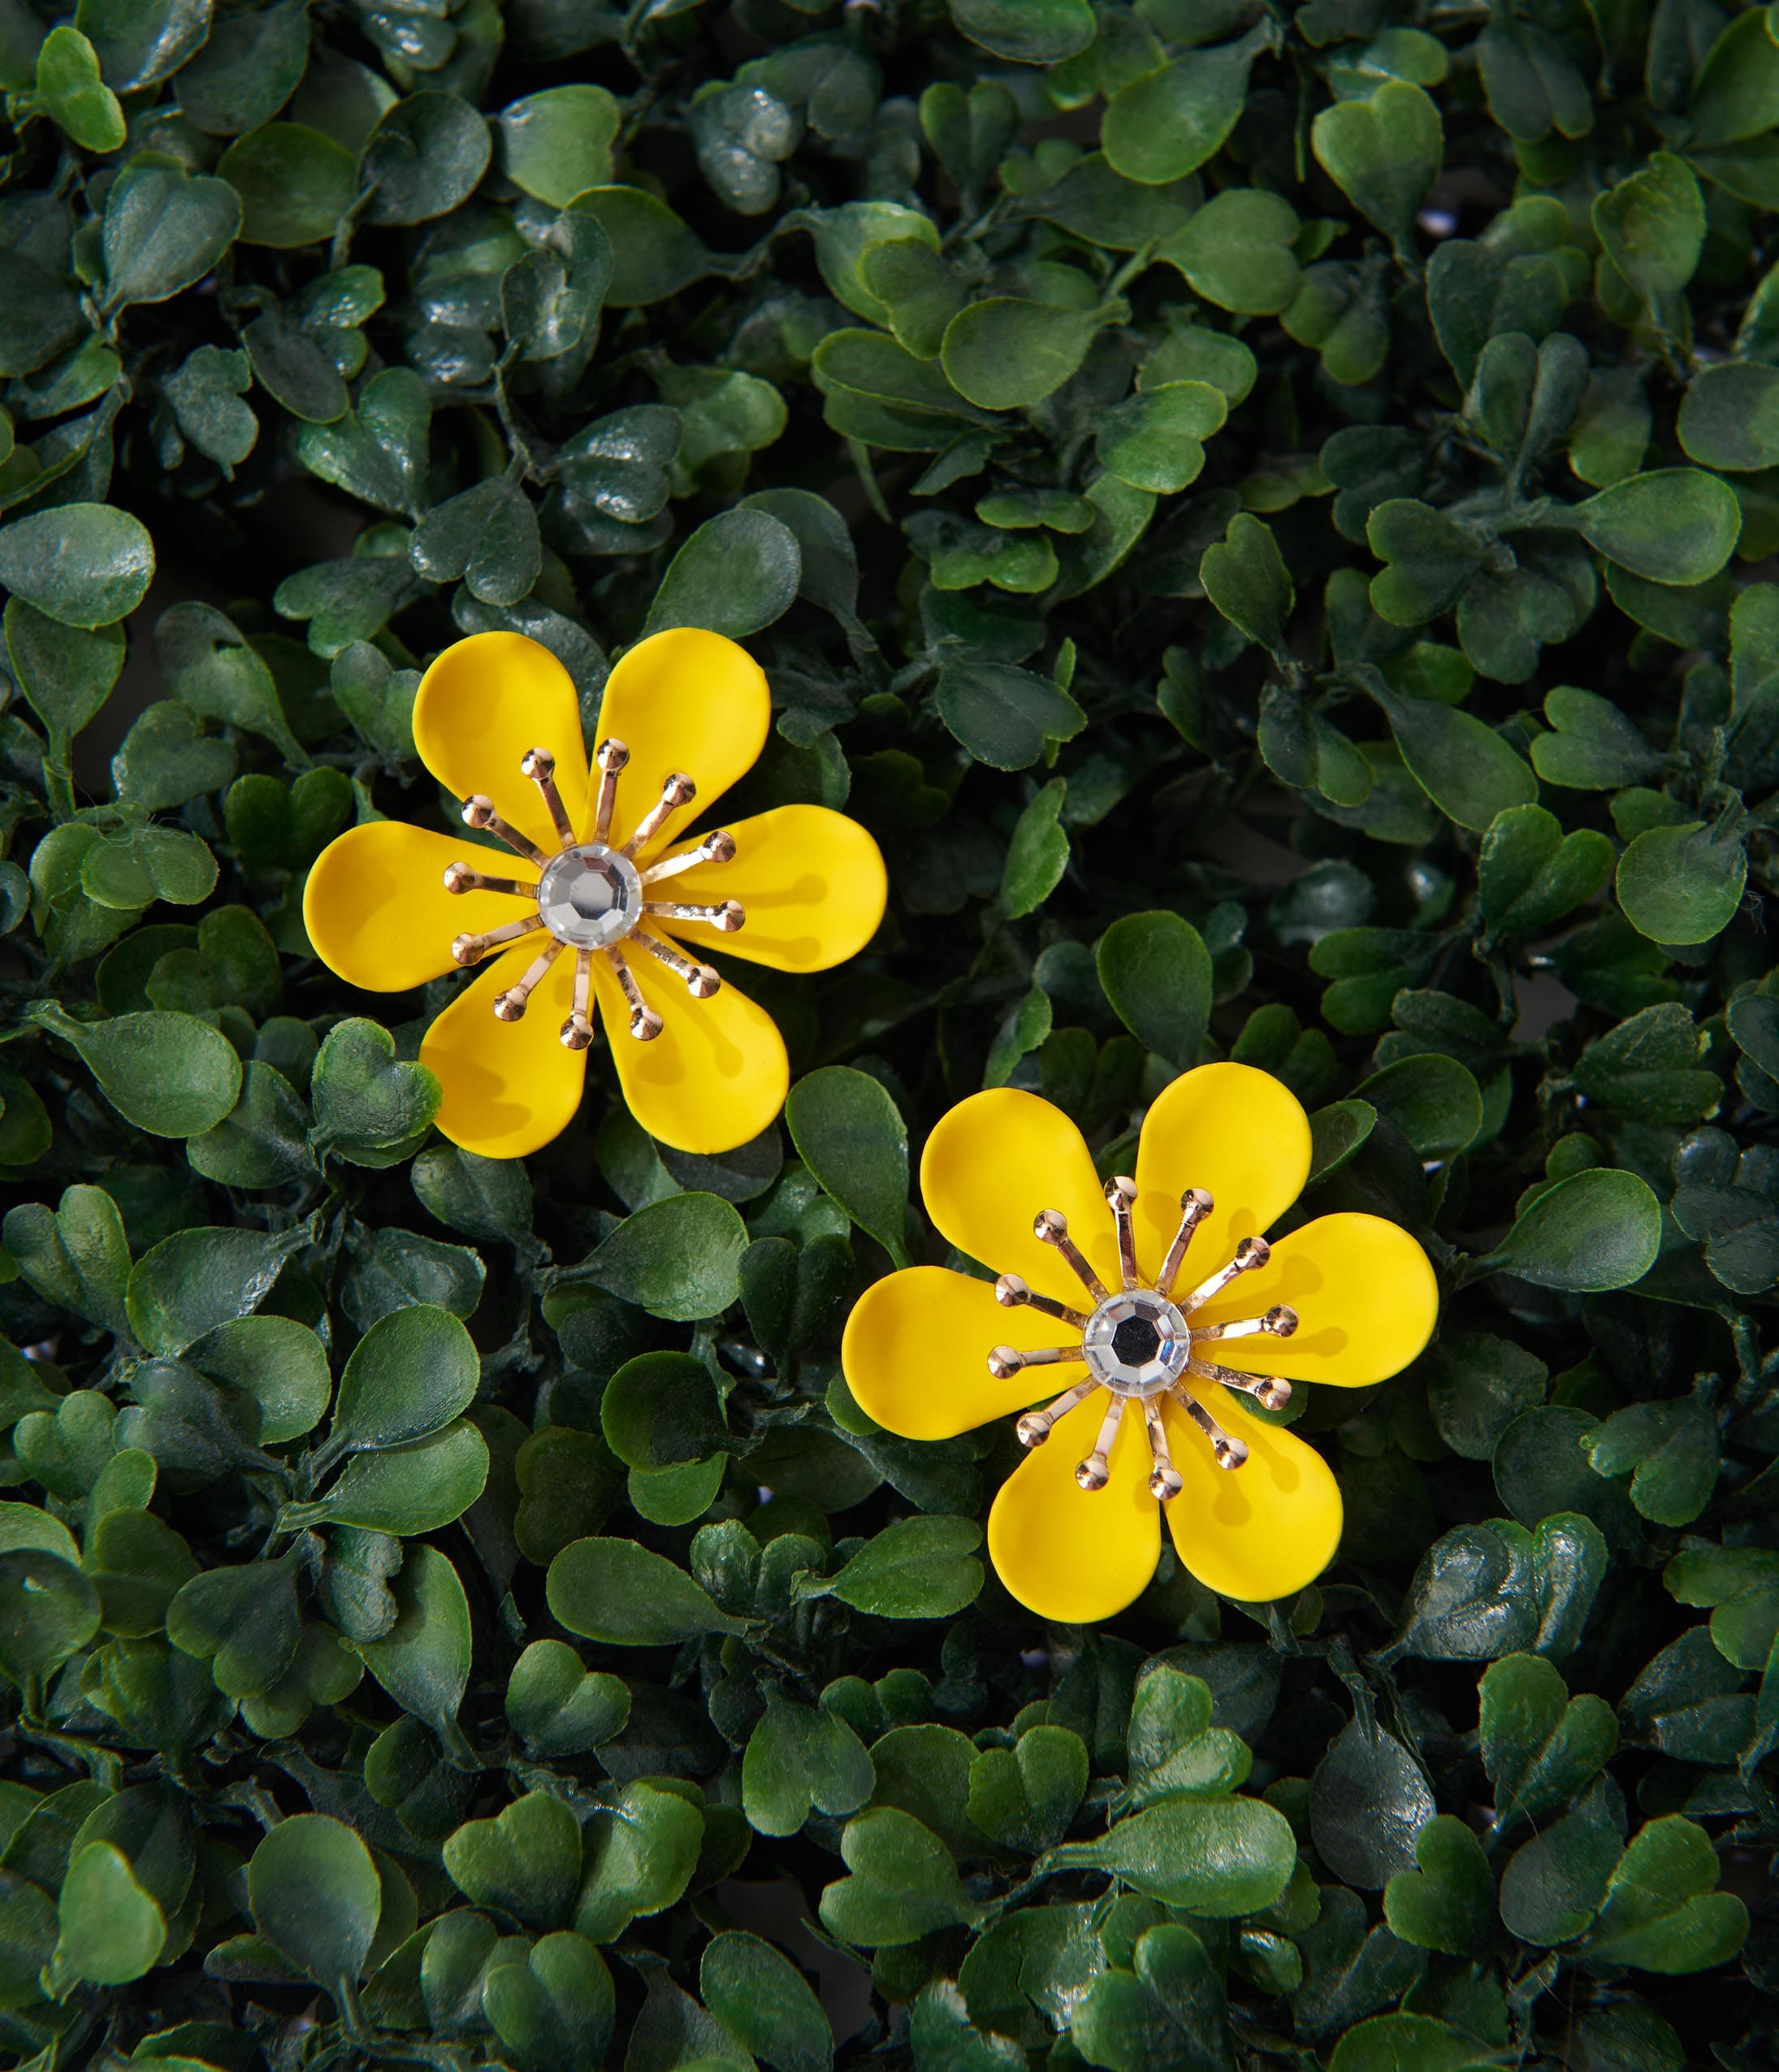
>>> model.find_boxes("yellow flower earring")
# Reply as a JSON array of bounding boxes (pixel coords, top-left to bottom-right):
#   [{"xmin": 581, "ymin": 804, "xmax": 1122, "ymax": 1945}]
[
  {"xmin": 304, "ymin": 629, "xmax": 887, "ymax": 1159},
  {"xmin": 842, "ymin": 1064, "xmax": 1439, "ymax": 1623}
]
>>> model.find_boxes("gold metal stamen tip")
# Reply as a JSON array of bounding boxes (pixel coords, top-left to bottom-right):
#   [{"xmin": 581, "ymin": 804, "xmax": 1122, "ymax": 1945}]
[
  {"xmin": 987, "ymin": 1346, "xmax": 1024, "ymax": 1379},
  {"xmin": 1076, "ymin": 1454, "xmax": 1110, "ymax": 1491},
  {"xmin": 493, "ymin": 990, "xmax": 526, "ymax": 1021},
  {"xmin": 595, "ymin": 737, "xmax": 630, "ymax": 772},
  {"xmin": 520, "ymin": 746, "xmax": 555, "ymax": 780},
  {"xmin": 713, "ymin": 899, "xmax": 745, "ymax": 931},
  {"xmin": 1033, "ymin": 1207, "xmax": 1068, "ymax": 1243},
  {"xmin": 1181, "ymin": 1185, "xmax": 1214, "ymax": 1216},
  {"xmin": 1235, "ymin": 1234, "xmax": 1270, "ymax": 1269},
  {"xmin": 559, "ymin": 1014, "xmax": 595, "ymax": 1052},
  {"xmin": 450, "ymin": 933, "xmax": 482, "ymax": 966},
  {"xmin": 462, "ymin": 794, "xmax": 496, "ymax": 827},
  {"xmin": 688, "ymin": 964, "xmax": 721, "ymax": 999},
  {"xmin": 994, "ymin": 1273, "xmax": 1030, "ymax": 1307},
  {"xmin": 1015, "ymin": 1410, "xmax": 1050, "ymax": 1447},
  {"xmin": 1149, "ymin": 1462, "xmax": 1184, "ymax": 1499},
  {"xmin": 1264, "ymin": 1304, "xmax": 1297, "ymax": 1337},
  {"xmin": 1252, "ymin": 1378, "xmax": 1292, "ymax": 1411},
  {"xmin": 1105, "ymin": 1175, "xmax": 1137, "ymax": 1208},
  {"xmin": 630, "ymin": 1003, "xmax": 664, "ymax": 1041},
  {"xmin": 706, "ymin": 829, "xmax": 736, "ymax": 862},
  {"xmin": 662, "ymin": 773, "xmax": 695, "ymax": 806},
  {"xmin": 444, "ymin": 860, "xmax": 474, "ymax": 893},
  {"xmin": 1212, "ymin": 1433, "xmax": 1249, "ymax": 1471}
]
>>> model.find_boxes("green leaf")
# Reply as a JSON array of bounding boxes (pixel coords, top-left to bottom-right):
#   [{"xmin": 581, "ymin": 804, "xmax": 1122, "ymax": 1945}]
[
  {"xmin": 936, "ymin": 659, "xmax": 1086, "ymax": 769},
  {"xmin": 1096, "ymin": 911, "xmax": 1213, "ymax": 1067},
  {"xmin": 498, "ymin": 85, "xmax": 620, "ymax": 208},
  {"xmin": 1327, "ymin": 2014, "xmax": 1489, "ymax": 2072},
  {"xmin": 310, "ymin": 1018, "xmax": 442, "ymax": 1166},
  {"xmin": 0, "ymin": 505, "xmax": 154, "ymax": 630},
  {"xmin": 1127, "ymin": 1667, "xmax": 1252, "ymax": 1806},
  {"xmin": 410, "ymin": 479, "xmax": 542, "ymax": 609},
  {"xmin": 444, "ymin": 1791, "xmax": 582, "ymax": 1929},
  {"xmin": 1103, "ymin": 28, "xmax": 1271, "ymax": 184},
  {"xmin": 571, "ymin": 1192, "xmax": 747, "ymax": 1320},
  {"xmin": 248, "ymin": 1814, "xmax": 382, "ymax": 1991},
  {"xmin": 1478, "ymin": 804, "xmax": 1615, "ymax": 934},
  {"xmin": 599, "ymin": 1350, "xmax": 726, "ymax": 1470},
  {"xmin": 35, "ymin": 27, "xmax": 124, "ymax": 153},
  {"xmin": 574, "ymin": 1780, "xmax": 704, "ymax": 1942},
  {"xmin": 1578, "ymin": 1817, "xmax": 1749, "ymax": 1973},
  {"xmin": 966, "ymin": 1725, "xmax": 1088, "ymax": 1853},
  {"xmin": 574, "ymin": 186, "xmax": 710, "ymax": 307},
  {"xmin": 742, "ymin": 1697, "xmax": 876, "ymax": 1837},
  {"xmin": 1591, "ymin": 152, "xmax": 1703, "ymax": 306},
  {"xmin": 1581, "ymin": 1398, "xmax": 1720, "ymax": 1527},
  {"xmin": 166, "ymin": 1552, "xmax": 302, "ymax": 1697},
  {"xmin": 294, "ymin": 368, "xmax": 432, "ymax": 522},
  {"xmin": 1070, "ymin": 1921, "xmax": 1234, "ymax": 2072},
  {"xmin": 1353, "ymin": 1053, "xmax": 1482, "ymax": 1160},
  {"xmin": 354, "ymin": 1544, "xmax": 473, "ymax": 1749},
  {"xmin": 28, "ymin": 1003, "xmax": 241, "ymax": 1138},
  {"xmin": 1677, "ymin": 361, "xmax": 1779, "ymax": 472},
  {"xmin": 783, "ymin": 1067, "xmax": 909, "ymax": 1260},
  {"xmin": 1098, "ymin": 381, "xmax": 1227, "ymax": 496},
  {"xmin": 504, "ymin": 1638, "xmax": 630, "ymax": 1757},
  {"xmin": 1478, "ymin": 1652, "xmax": 1618, "ymax": 1839},
  {"xmin": 154, "ymin": 601, "xmax": 306, "ymax": 765},
  {"xmin": 1616, "ymin": 820, "xmax": 1747, "ymax": 945},
  {"xmin": 941, "ymin": 300, "xmax": 1110, "ymax": 413},
  {"xmin": 1201, "ymin": 514, "xmax": 1294, "ymax": 656},
  {"xmin": 4, "ymin": 602, "xmax": 124, "ymax": 756},
  {"xmin": 1051, "ymin": 1795, "xmax": 1296, "ymax": 1914},
  {"xmin": 1311, "ymin": 81, "xmax": 1444, "ymax": 253},
  {"xmin": 643, "ymin": 509, "xmax": 801, "ymax": 638},
  {"xmin": 100, "ymin": 162, "xmax": 240, "ymax": 310},
  {"xmin": 797, "ymin": 1517, "xmax": 984, "ymax": 1619},
  {"xmin": 1393, "ymin": 1515, "xmax": 1608, "ymax": 1663},
  {"xmin": 125, "ymin": 1223, "xmax": 309, "ymax": 1356},
  {"xmin": 1159, "ymin": 189, "xmax": 1301, "ymax": 314},
  {"xmin": 547, "ymin": 1537, "xmax": 746, "ymax": 1646},
  {"xmin": 284, "ymin": 1421, "xmax": 490, "ymax": 1537},
  {"xmin": 947, "ymin": 0, "xmax": 1094, "ymax": 65},
  {"xmin": 483, "ymin": 1931, "xmax": 615, "ymax": 2072},
  {"xmin": 221, "ymin": 123, "xmax": 358, "ymax": 247},
  {"xmin": 1474, "ymin": 1169, "xmax": 1661, "ymax": 1290},
  {"xmin": 1001, "ymin": 779, "xmax": 1070, "ymax": 918},
  {"xmin": 328, "ymin": 1305, "xmax": 478, "ymax": 1458},
  {"xmin": 49, "ymin": 1841, "xmax": 165, "ymax": 1990},
  {"xmin": 1573, "ymin": 470, "xmax": 1741, "ymax": 586},
  {"xmin": 1368, "ymin": 678, "xmax": 1537, "ymax": 833},
  {"xmin": 0, "ymin": 1549, "xmax": 102, "ymax": 1680},
  {"xmin": 360, "ymin": 92, "xmax": 492, "ymax": 226},
  {"xmin": 819, "ymin": 1807, "xmax": 980, "ymax": 1945},
  {"xmin": 700, "ymin": 1930, "xmax": 834, "ymax": 2072},
  {"xmin": 1381, "ymin": 1816, "xmax": 1495, "ymax": 1955}
]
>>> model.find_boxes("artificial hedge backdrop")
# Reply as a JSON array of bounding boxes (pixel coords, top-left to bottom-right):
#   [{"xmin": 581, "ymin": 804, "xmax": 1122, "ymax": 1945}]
[{"xmin": 0, "ymin": 0, "xmax": 1775, "ymax": 2066}]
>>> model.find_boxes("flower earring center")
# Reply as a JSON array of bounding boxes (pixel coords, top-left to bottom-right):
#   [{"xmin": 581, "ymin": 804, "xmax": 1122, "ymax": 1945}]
[
  {"xmin": 1084, "ymin": 1291, "xmax": 1188, "ymax": 1398},
  {"xmin": 440, "ymin": 737, "xmax": 746, "ymax": 1053},
  {"xmin": 536, "ymin": 844, "xmax": 642, "ymax": 948},
  {"xmin": 990, "ymin": 1177, "xmax": 1300, "ymax": 1501}
]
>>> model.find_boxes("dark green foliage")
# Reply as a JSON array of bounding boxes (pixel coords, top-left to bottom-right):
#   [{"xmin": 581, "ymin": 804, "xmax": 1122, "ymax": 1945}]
[{"xmin": 0, "ymin": 3, "xmax": 1773, "ymax": 2069}]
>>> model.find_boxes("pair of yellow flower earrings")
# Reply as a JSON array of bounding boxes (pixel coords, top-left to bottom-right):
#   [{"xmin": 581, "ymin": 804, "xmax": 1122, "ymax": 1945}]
[{"xmin": 306, "ymin": 631, "xmax": 1437, "ymax": 1624}]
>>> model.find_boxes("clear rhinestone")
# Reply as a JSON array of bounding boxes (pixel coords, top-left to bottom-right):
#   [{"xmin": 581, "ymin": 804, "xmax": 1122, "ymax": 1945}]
[
  {"xmin": 1082, "ymin": 1290, "xmax": 1189, "ymax": 1398},
  {"xmin": 536, "ymin": 843, "xmax": 642, "ymax": 949}
]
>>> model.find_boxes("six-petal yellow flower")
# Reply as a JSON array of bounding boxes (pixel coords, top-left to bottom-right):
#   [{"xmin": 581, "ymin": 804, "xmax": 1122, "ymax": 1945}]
[
  {"xmin": 842, "ymin": 1064, "xmax": 1439, "ymax": 1623},
  {"xmin": 304, "ymin": 628, "xmax": 887, "ymax": 1160}
]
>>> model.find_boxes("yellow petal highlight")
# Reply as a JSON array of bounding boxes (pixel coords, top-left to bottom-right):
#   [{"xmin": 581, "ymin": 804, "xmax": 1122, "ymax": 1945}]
[
  {"xmin": 1133, "ymin": 1062, "xmax": 1312, "ymax": 1285},
  {"xmin": 664, "ymin": 806, "xmax": 887, "ymax": 973},
  {"xmin": 589, "ymin": 955, "xmax": 786, "ymax": 1155},
  {"xmin": 842, "ymin": 1268, "xmax": 1087, "ymax": 1439},
  {"xmin": 420, "ymin": 945, "xmax": 587, "ymax": 1159},
  {"xmin": 988, "ymin": 1394, "xmax": 1160, "ymax": 1623},
  {"xmin": 413, "ymin": 632, "xmax": 590, "ymax": 857},
  {"xmin": 1196, "ymin": 1213, "xmax": 1439, "ymax": 1387},
  {"xmin": 1163, "ymin": 1389, "xmax": 1341, "ymax": 1602},
  {"xmin": 304, "ymin": 821, "xmax": 525, "ymax": 993},
  {"xmin": 582, "ymin": 628, "xmax": 770, "ymax": 856},
  {"xmin": 920, "ymin": 1090, "xmax": 1117, "ymax": 1308}
]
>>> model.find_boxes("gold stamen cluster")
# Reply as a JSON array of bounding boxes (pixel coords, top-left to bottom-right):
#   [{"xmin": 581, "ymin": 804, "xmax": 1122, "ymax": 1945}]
[
  {"xmin": 990, "ymin": 1178, "xmax": 1299, "ymax": 1500},
  {"xmin": 443, "ymin": 739, "xmax": 744, "ymax": 1051}
]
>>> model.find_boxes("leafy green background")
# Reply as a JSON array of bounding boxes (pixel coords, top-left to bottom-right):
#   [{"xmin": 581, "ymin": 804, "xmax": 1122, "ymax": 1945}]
[{"xmin": 0, "ymin": 0, "xmax": 1774, "ymax": 2066}]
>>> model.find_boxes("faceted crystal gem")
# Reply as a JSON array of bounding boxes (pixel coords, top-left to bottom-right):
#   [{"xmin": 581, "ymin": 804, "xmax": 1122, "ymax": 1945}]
[
  {"xmin": 1082, "ymin": 1290, "xmax": 1190, "ymax": 1398},
  {"xmin": 536, "ymin": 843, "xmax": 642, "ymax": 949}
]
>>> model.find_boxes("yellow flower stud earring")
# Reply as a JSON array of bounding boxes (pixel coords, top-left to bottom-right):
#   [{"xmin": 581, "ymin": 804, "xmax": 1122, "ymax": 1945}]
[
  {"xmin": 842, "ymin": 1064, "xmax": 1439, "ymax": 1623},
  {"xmin": 303, "ymin": 629, "xmax": 887, "ymax": 1160}
]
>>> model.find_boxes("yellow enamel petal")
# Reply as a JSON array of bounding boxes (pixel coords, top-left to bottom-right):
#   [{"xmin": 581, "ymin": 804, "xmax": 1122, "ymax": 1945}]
[
  {"xmin": 413, "ymin": 632, "xmax": 590, "ymax": 856},
  {"xmin": 1195, "ymin": 1213, "xmax": 1439, "ymax": 1387},
  {"xmin": 420, "ymin": 944, "xmax": 587, "ymax": 1159},
  {"xmin": 919, "ymin": 1089, "xmax": 1119, "ymax": 1307},
  {"xmin": 662, "ymin": 806, "xmax": 888, "ymax": 973},
  {"xmin": 588, "ymin": 954, "xmax": 786, "ymax": 1155},
  {"xmin": 842, "ymin": 1268, "xmax": 1089, "ymax": 1440},
  {"xmin": 1162, "ymin": 1389, "xmax": 1342, "ymax": 1602},
  {"xmin": 1132, "ymin": 1063, "xmax": 1313, "ymax": 1285},
  {"xmin": 304, "ymin": 821, "xmax": 529, "ymax": 992},
  {"xmin": 987, "ymin": 1394, "xmax": 1160, "ymax": 1623},
  {"xmin": 582, "ymin": 628, "xmax": 771, "ymax": 856}
]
